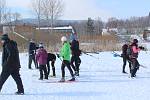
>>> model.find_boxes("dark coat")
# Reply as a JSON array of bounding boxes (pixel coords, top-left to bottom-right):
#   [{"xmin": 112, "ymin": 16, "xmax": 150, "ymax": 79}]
[
  {"xmin": 47, "ymin": 53, "xmax": 56, "ymax": 61},
  {"xmin": 71, "ymin": 40, "xmax": 80, "ymax": 56},
  {"xmin": 36, "ymin": 48, "xmax": 48, "ymax": 65},
  {"xmin": 2, "ymin": 40, "xmax": 21, "ymax": 71},
  {"xmin": 28, "ymin": 42, "xmax": 36, "ymax": 55},
  {"xmin": 121, "ymin": 44, "xmax": 128, "ymax": 57},
  {"xmin": 122, "ymin": 44, "xmax": 128, "ymax": 55}
]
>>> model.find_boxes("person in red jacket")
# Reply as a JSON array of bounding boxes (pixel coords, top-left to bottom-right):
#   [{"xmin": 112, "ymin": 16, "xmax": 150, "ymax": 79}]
[
  {"xmin": 129, "ymin": 39, "xmax": 145, "ymax": 78},
  {"xmin": 36, "ymin": 43, "xmax": 48, "ymax": 80}
]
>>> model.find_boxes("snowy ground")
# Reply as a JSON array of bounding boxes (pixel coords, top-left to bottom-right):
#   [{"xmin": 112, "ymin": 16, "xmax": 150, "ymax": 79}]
[{"xmin": 0, "ymin": 51, "xmax": 150, "ymax": 100}]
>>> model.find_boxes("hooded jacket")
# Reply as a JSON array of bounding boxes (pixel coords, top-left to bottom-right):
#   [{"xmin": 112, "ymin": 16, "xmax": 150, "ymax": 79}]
[
  {"xmin": 60, "ymin": 42, "xmax": 71, "ymax": 61},
  {"xmin": 36, "ymin": 48, "xmax": 48, "ymax": 65},
  {"xmin": 2, "ymin": 39, "xmax": 21, "ymax": 71}
]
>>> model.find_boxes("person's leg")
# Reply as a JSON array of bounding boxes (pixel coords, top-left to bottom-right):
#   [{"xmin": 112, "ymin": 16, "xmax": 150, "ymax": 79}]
[
  {"xmin": 133, "ymin": 59, "xmax": 140, "ymax": 77},
  {"xmin": 47, "ymin": 61, "xmax": 50, "ymax": 76},
  {"xmin": 61, "ymin": 62, "xmax": 65, "ymax": 78},
  {"xmin": 70, "ymin": 56, "xmax": 76, "ymax": 72},
  {"xmin": 122, "ymin": 56, "xmax": 127, "ymax": 73},
  {"xmin": 131, "ymin": 59, "xmax": 136, "ymax": 77},
  {"xmin": 28, "ymin": 55, "xmax": 32, "ymax": 69},
  {"xmin": 127, "ymin": 57, "xmax": 132, "ymax": 73},
  {"xmin": 51, "ymin": 60, "xmax": 56, "ymax": 76},
  {"xmin": 32, "ymin": 55, "xmax": 37, "ymax": 69},
  {"xmin": 59, "ymin": 62, "xmax": 66, "ymax": 82},
  {"xmin": 11, "ymin": 70, "xmax": 24, "ymax": 93},
  {"xmin": 77, "ymin": 57, "xmax": 81, "ymax": 73},
  {"xmin": 75, "ymin": 56, "xmax": 81, "ymax": 76},
  {"xmin": 128, "ymin": 62, "xmax": 132, "ymax": 73},
  {"xmin": 39, "ymin": 65, "xmax": 43, "ymax": 79},
  {"xmin": 65, "ymin": 60, "xmax": 74, "ymax": 78},
  {"xmin": 43, "ymin": 65, "xmax": 48, "ymax": 79},
  {"xmin": 0, "ymin": 70, "xmax": 10, "ymax": 92}
]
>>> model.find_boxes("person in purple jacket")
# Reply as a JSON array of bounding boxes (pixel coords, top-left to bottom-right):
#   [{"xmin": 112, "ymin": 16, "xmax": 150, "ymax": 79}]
[{"xmin": 36, "ymin": 43, "xmax": 48, "ymax": 80}]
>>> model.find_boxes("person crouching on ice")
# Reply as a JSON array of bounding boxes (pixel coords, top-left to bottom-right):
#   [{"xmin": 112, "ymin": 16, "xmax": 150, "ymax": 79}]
[
  {"xmin": 57, "ymin": 36, "xmax": 75, "ymax": 82},
  {"xmin": 36, "ymin": 43, "xmax": 48, "ymax": 80}
]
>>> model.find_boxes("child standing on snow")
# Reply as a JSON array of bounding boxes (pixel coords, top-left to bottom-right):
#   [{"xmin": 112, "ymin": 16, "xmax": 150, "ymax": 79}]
[{"xmin": 36, "ymin": 43, "xmax": 48, "ymax": 80}]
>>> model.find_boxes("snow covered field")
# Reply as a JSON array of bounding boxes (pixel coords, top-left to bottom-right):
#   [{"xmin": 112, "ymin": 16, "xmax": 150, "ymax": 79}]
[{"xmin": 0, "ymin": 51, "xmax": 150, "ymax": 100}]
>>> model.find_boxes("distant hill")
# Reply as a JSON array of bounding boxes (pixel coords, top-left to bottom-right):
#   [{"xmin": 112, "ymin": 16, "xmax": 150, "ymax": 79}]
[{"xmin": 3, "ymin": 18, "xmax": 85, "ymax": 27}]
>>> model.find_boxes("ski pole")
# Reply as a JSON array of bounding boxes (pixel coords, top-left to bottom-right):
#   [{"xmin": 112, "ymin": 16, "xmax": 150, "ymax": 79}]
[
  {"xmin": 13, "ymin": 32, "xmax": 29, "ymax": 41},
  {"xmin": 55, "ymin": 47, "xmax": 64, "ymax": 63},
  {"xmin": 81, "ymin": 51, "xmax": 100, "ymax": 60},
  {"xmin": 112, "ymin": 51, "xmax": 147, "ymax": 68}
]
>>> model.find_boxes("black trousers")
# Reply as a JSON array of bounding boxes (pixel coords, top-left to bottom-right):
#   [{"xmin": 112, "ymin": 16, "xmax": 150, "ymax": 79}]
[
  {"xmin": 61, "ymin": 60, "xmax": 74, "ymax": 78},
  {"xmin": 39, "ymin": 65, "xmax": 48, "ymax": 79},
  {"xmin": 28, "ymin": 54, "xmax": 37, "ymax": 69},
  {"xmin": 47, "ymin": 60, "xmax": 56, "ymax": 76},
  {"xmin": 131, "ymin": 58, "xmax": 140, "ymax": 77},
  {"xmin": 122, "ymin": 55, "xmax": 131, "ymax": 73},
  {"xmin": 70, "ymin": 55, "xmax": 81, "ymax": 73},
  {"xmin": 0, "ymin": 69, "xmax": 24, "ymax": 92}
]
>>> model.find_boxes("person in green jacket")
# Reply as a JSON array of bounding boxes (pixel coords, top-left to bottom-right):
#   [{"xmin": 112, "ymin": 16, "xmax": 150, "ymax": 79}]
[{"xmin": 57, "ymin": 36, "xmax": 75, "ymax": 82}]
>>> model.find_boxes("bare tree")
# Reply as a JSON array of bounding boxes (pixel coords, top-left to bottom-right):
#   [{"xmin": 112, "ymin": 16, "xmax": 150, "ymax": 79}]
[
  {"xmin": 31, "ymin": 0, "xmax": 43, "ymax": 30},
  {"xmin": 94, "ymin": 17, "xmax": 104, "ymax": 35},
  {"xmin": 12, "ymin": 12, "xmax": 21, "ymax": 22},
  {"xmin": 0, "ymin": 0, "xmax": 6, "ymax": 24},
  {"xmin": 106, "ymin": 17, "xmax": 118, "ymax": 28},
  {"xmin": 3, "ymin": 11, "xmax": 21, "ymax": 33},
  {"xmin": 86, "ymin": 17, "xmax": 95, "ymax": 35},
  {"xmin": 42, "ymin": 0, "xmax": 64, "ymax": 28}
]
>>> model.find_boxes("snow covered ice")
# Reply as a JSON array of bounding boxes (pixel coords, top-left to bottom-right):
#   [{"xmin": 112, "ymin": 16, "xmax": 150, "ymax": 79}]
[{"xmin": 0, "ymin": 51, "xmax": 150, "ymax": 100}]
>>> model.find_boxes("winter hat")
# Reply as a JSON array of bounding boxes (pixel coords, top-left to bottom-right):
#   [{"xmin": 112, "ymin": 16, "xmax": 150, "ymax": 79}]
[
  {"xmin": 39, "ymin": 43, "xmax": 44, "ymax": 48},
  {"xmin": 61, "ymin": 36, "xmax": 67, "ymax": 42},
  {"xmin": 133, "ymin": 39, "xmax": 138, "ymax": 43},
  {"xmin": 1, "ymin": 34, "xmax": 9, "ymax": 41}
]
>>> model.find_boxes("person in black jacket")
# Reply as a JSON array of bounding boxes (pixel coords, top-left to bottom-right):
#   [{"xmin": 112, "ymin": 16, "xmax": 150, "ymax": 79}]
[
  {"xmin": 47, "ymin": 53, "xmax": 56, "ymax": 77},
  {"xmin": 0, "ymin": 34, "xmax": 24, "ymax": 95},
  {"xmin": 70, "ymin": 39, "xmax": 81, "ymax": 76},
  {"xmin": 121, "ymin": 42, "xmax": 132, "ymax": 73},
  {"xmin": 28, "ymin": 39, "xmax": 38, "ymax": 69}
]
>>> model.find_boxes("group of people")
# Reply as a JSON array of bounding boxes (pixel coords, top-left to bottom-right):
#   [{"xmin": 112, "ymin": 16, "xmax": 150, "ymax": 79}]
[
  {"xmin": 121, "ymin": 39, "xmax": 145, "ymax": 78},
  {"xmin": 0, "ymin": 33, "xmax": 146, "ymax": 94},
  {"xmin": 28, "ymin": 36, "xmax": 81, "ymax": 81},
  {"xmin": 0, "ymin": 34, "xmax": 81, "ymax": 94}
]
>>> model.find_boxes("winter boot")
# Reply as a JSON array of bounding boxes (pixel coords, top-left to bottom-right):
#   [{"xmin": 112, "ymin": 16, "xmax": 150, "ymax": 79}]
[
  {"xmin": 59, "ymin": 77, "xmax": 65, "ymax": 82},
  {"xmin": 68, "ymin": 77, "xmax": 75, "ymax": 81},
  {"xmin": 15, "ymin": 91, "xmax": 24, "ymax": 95},
  {"xmin": 52, "ymin": 67, "xmax": 56, "ymax": 77},
  {"xmin": 39, "ymin": 78, "xmax": 43, "ymax": 80},
  {"xmin": 122, "ymin": 71, "xmax": 127, "ymax": 74},
  {"xmin": 74, "ymin": 71, "xmax": 79, "ymax": 76}
]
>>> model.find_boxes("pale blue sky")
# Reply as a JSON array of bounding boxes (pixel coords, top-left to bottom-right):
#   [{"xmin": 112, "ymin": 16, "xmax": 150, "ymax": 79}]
[{"xmin": 7, "ymin": 0, "xmax": 150, "ymax": 21}]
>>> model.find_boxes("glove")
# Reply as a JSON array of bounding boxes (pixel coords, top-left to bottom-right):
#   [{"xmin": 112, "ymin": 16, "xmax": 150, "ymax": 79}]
[
  {"xmin": 139, "ymin": 46, "xmax": 145, "ymax": 50},
  {"xmin": 56, "ymin": 54, "xmax": 60, "ymax": 58}
]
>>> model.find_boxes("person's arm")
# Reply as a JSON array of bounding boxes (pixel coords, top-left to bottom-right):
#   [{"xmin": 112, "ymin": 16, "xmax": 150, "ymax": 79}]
[{"xmin": 3, "ymin": 44, "xmax": 15, "ymax": 67}]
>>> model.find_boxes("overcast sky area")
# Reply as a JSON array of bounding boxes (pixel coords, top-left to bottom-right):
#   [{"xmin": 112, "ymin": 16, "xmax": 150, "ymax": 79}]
[{"xmin": 6, "ymin": 0, "xmax": 150, "ymax": 21}]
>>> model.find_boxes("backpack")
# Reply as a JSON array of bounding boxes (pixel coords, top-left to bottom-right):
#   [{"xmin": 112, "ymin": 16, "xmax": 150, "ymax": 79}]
[{"xmin": 126, "ymin": 45, "xmax": 132, "ymax": 56}]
